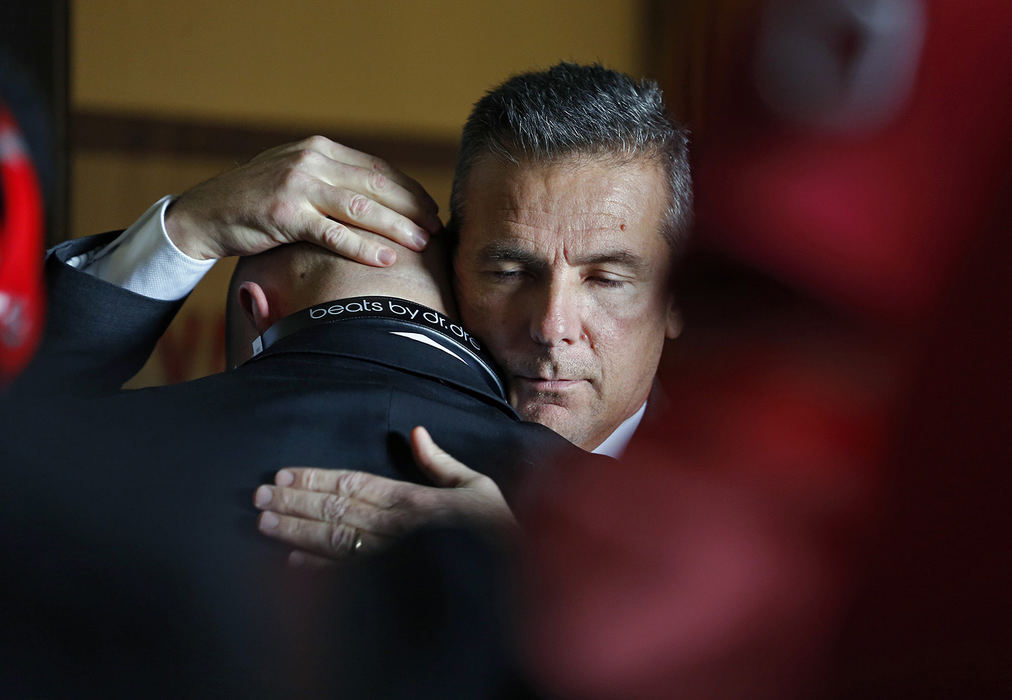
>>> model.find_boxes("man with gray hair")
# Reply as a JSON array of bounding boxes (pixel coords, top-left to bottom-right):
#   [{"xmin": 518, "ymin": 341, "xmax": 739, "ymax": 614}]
[
  {"xmin": 43, "ymin": 62, "xmax": 691, "ymax": 546},
  {"xmin": 444, "ymin": 62, "xmax": 691, "ymax": 454}
]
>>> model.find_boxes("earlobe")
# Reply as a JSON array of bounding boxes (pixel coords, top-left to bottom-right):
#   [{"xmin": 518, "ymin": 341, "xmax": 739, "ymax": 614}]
[
  {"xmin": 237, "ymin": 281, "xmax": 273, "ymax": 335},
  {"xmin": 665, "ymin": 303, "xmax": 683, "ymax": 340}
]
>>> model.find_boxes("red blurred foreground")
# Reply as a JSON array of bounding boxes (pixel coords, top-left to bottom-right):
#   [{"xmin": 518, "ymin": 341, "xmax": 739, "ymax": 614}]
[{"xmin": 520, "ymin": 1, "xmax": 1011, "ymax": 697}]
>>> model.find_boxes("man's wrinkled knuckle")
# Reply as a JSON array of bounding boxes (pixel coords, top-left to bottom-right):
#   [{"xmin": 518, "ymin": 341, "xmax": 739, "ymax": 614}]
[
  {"xmin": 321, "ymin": 494, "xmax": 348, "ymax": 523},
  {"xmin": 301, "ymin": 469, "xmax": 317, "ymax": 490},
  {"xmin": 347, "ymin": 193, "xmax": 371, "ymax": 218},
  {"xmin": 335, "ymin": 470, "xmax": 365, "ymax": 497},
  {"xmin": 321, "ymin": 224, "xmax": 349, "ymax": 250},
  {"xmin": 328, "ymin": 526, "xmax": 355, "ymax": 553},
  {"xmin": 368, "ymin": 170, "xmax": 388, "ymax": 193}
]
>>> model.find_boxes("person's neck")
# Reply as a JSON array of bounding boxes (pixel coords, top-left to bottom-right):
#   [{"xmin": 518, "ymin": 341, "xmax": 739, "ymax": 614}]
[{"xmin": 286, "ymin": 244, "xmax": 456, "ymax": 320}]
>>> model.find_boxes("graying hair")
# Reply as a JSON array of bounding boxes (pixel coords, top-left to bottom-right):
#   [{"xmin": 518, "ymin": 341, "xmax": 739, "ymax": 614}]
[{"xmin": 449, "ymin": 62, "xmax": 692, "ymax": 253}]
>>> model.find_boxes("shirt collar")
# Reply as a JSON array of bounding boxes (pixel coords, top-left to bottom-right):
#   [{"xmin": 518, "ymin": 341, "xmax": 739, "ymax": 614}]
[{"xmin": 591, "ymin": 401, "xmax": 646, "ymax": 458}]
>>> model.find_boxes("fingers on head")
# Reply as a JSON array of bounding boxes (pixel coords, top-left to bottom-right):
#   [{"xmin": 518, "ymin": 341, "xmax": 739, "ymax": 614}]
[
  {"xmin": 270, "ymin": 138, "xmax": 440, "ymax": 242},
  {"xmin": 293, "ymin": 135, "xmax": 439, "ymax": 222},
  {"xmin": 318, "ymin": 185, "xmax": 429, "ymax": 250},
  {"xmin": 312, "ymin": 220, "xmax": 395, "ymax": 267},
  {"xmin": 332, "ymin": 142, "xmax": 436, "ymax": 215}
]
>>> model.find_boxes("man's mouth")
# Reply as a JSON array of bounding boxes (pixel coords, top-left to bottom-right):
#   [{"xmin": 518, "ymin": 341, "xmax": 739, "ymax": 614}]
[
  {"xmin": 507, "ymin": 355, "xmax": 595, "ymax": 396},
  {"xmin": 514, "ymin": 376, "xmax": 584, "ymax": 392}
]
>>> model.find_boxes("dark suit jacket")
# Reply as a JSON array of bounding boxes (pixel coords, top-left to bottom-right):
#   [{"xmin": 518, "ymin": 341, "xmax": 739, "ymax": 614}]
[
  {"xmin": 12, "ymin": 232, "xmax": 573, "ymax": 485},
  {"xmin": 1, "ymin": 234, "xmax": 580, "ymax": 698}
]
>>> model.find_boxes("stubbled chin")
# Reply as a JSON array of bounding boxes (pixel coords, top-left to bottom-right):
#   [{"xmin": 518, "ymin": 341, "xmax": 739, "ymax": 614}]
[{"xmin": 516, "ymin": 400, "xmax": 587, "ymax": 445}]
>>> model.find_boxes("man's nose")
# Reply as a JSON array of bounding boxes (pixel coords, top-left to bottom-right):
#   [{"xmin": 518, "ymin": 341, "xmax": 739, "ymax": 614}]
[{"xmin": 529, "ymin": 282, "xmax": 582, "ymax": 347}]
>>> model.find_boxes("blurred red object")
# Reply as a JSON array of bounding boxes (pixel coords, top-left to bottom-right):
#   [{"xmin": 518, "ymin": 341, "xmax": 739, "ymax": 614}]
[
  {"xmin": 0, "ymin": 103, "xmax": 45, "ymax": 383},
  {"xmin": 694, "ymin": 0, "xmax": 1012, "ymax": 324},
  {"xmin": 520, "ymin": 0, "xmax": 1011, "ymax": 697},
  {"xmin": 522, "ymin": 294, "xmax": 891, "ymax": 699}
]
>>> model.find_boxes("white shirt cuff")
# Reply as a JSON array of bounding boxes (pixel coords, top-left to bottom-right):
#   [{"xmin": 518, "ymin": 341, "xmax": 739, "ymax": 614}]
[{"xmin": 67, "ymin": 195, "xmax": 215, "ymax": 301}]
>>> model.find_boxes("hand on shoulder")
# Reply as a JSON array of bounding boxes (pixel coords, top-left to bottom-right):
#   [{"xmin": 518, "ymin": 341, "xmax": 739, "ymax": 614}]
[{"xmin": 252, "ymin": 427, "xmax": 516, "ymax": 564}]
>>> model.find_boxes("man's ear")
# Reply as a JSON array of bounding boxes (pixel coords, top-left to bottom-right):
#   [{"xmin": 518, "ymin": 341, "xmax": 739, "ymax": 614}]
[
  {"xmin": 237, "ymin": 281, "xmax": 274, "ymax": 335},
  {"xmin": 665, "ymin": 301, "xmax": 683, "ymax": 340}
]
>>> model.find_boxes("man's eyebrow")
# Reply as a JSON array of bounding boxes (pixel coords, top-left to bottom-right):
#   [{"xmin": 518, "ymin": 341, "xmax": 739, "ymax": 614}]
[
  {"xmin": 478, "ymin": 243, "xmax": 648, "ymax": 271},
  {"xmin": 478, "ymin": 242, "xmax": 541, "ymax": 265},
  {"xmin": 572, "ymin": 250, "xmax": 647, "ymax": 271}
]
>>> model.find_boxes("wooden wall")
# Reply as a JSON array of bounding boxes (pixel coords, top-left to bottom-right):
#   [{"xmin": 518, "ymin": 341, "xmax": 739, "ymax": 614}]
[{"xmin": 69, "ymin": 0, "xmax": 655, "ymax": 385}]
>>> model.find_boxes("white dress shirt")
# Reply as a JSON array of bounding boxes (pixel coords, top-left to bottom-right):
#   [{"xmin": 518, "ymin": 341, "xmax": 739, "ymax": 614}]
[
  {"xmin": 66, "ymin": 196, "xmax": 213, "ymax": 300},
  {"xmin": 591, "ymin": 401, "xmax": 645, "ymax": 458}
]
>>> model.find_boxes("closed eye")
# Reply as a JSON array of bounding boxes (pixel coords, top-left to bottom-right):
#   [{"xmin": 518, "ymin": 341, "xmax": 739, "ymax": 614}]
[
  {"xmin": 587, "ymin": 274, "xmax": 631, "ymax": 289},
  {"xmin": 487, "ymin": 269, "xmax": 527, "ymax": 281},
  {"xmin": 591, "ymin": 278, "xmax": 627, "ymax": 288}
]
